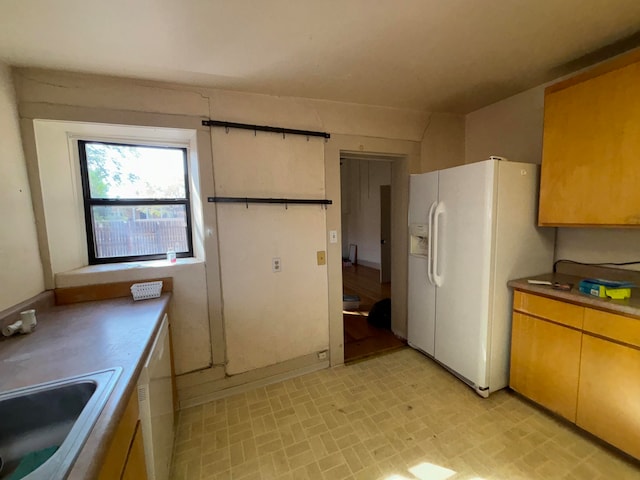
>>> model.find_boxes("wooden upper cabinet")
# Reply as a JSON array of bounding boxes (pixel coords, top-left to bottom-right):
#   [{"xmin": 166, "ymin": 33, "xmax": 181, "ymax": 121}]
[{"xmin": 539, "ymin": 50, "xmax": 640, "ymax": 226}]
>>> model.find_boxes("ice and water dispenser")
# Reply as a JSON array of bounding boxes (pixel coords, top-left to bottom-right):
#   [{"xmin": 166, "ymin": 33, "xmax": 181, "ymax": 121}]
[{"xmin": 409, "ymin": 224, "xmax": 429, "ymax": 257}]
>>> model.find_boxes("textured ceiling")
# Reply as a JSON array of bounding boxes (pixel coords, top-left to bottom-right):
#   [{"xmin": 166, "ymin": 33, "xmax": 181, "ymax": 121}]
[{"xmin": 1, "ymin": 0, "xmax": 640, "ymax": 113}]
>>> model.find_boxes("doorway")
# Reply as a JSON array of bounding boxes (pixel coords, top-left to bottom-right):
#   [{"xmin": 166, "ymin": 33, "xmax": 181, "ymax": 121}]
[{"xmin": 340, "ymin": 153, "xmax": 405, "ymax": 362}]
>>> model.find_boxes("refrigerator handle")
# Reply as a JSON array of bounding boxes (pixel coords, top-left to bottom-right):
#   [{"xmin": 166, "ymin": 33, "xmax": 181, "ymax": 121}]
[
  {"xmin": 427, "ymin": 201, "xmax": 437, "ymax": 285},
  {"xmin": 433, "ymin": 201, "xmax": 445, "ymax": 287}
]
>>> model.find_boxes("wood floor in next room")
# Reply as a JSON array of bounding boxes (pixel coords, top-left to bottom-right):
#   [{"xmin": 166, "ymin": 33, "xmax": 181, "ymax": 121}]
[
  {"xmin": 171, "ymin": 348, "xmax": 640, "ymax": 480},
  {"xmin": 342, "ymin": 264, "xmax": 405, "ymax": 363}
]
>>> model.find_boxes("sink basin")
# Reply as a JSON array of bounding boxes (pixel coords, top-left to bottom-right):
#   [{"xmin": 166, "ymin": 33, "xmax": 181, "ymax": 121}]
[{"xmin": 0, "ymin": 368, "xmax": 121, "ymax": 479}]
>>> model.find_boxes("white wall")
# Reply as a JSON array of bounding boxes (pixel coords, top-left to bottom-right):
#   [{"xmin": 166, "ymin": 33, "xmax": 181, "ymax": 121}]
[
  {"xmin": 30, "ymin": 120, "xmax": 212, "ymax": 376},
  {"xmin": 0, "ymin": 62, "xmax": 44, "ymax": 310},
  {"xmin": 31, "ymin": 120, "xmax": 206, "ymax": 275},
  {"xmin": 213, "ymin": 129, "xmax": 329, "ymax": 374},
  {"xmin": 342, "ymin": 159, "xmax": 392, "ymax": 268},
  {"xmin": 465, "ymin": 82, "xmax": 640, "ymax": 270},
  {"xmin": 420, "ymin": 112, "xmax": 466, "ymax": 172},
  {"xmin": 465, "ymin": 87, "xmax": 545, "ymax": 165},
  {"xmin": 12, "ymin": 67, "xmax": 428, "ymax": 395}
]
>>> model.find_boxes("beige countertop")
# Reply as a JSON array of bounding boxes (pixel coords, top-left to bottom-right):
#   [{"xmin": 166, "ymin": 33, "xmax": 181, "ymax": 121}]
[
  {"xmin": 0, "ymin": 293, "xmax": 171, "ymax": 479},
  {"xmin": 508, "ymin": 273, "xmax": 640, "ymax": 319}
]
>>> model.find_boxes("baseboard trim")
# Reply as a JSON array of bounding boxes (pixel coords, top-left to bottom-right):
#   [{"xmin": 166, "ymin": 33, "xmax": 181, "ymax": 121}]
[
  {"xmin": 176, "ymin": 365, "xmax": 226, "ymax": 389},
  {"xmin": 356, "ymin": 259, "xmax": 380, "ymax": 270},
  {"xmin": 177, "ymin": 353, "xmax": 330, "ymax": 409}
]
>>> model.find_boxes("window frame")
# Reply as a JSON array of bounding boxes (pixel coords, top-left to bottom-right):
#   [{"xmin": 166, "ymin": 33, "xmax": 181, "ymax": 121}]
[{"xmin": 77, "ymin": 139, "xmax": 194, "ymax": 264}]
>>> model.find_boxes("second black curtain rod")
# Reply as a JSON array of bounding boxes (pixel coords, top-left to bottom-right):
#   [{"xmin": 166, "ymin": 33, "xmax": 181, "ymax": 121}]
[{"xmin": 202, "ymin": 119, "xmax": 331, "ymax": 139}]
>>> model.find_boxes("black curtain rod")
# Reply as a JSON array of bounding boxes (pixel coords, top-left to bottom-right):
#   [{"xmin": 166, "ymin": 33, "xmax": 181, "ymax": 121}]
[
  {"xmin": 207, "ymin": 196, "xmax": 332, "ymax": 206},
  {"xmin": 202, "ymin": 119, "xmax": 330, "ymax": 139}
]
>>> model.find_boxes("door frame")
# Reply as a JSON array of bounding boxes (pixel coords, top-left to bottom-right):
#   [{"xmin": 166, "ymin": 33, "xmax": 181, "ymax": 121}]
[
  {"xmin": 339, "ymin": 155, "xmax": 393, "ymax": 274},
  {"xmin": 379, "ymin": 184, "xmax": 391, "ymax": 283},
  {"xmin": 324, "ymin": 135, "xmax": 421, "ymax": 366}
]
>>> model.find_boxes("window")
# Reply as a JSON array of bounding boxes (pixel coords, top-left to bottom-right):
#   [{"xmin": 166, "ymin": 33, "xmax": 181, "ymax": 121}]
[{"xmin": 78, "ymin": 140, "xmax": 193, "ymax": 264}]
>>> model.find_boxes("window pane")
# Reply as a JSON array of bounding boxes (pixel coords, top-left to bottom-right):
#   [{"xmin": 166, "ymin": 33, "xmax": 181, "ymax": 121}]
[
  {"xmin": 91, "ymin": 205, "xmax": 189, "ymax": 259},
  {"xmin": 85, "ymin": 143, "xmax": 186, "ymax": 199}
]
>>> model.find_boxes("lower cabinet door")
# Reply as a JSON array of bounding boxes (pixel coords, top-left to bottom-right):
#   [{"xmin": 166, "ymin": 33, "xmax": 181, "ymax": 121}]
[
  {"xmin": 98, "ymin": 391, "xmax": 140, "ymax": 480},
  {"xmin": 577, "ymin": 334, "xmax": 640, "ymax": 459},
  {"xmin": 122, "ymin": 421, "xmax": 148, "ymax": 480},
  {"xmin": 510, "ymin": 312, "xmax": 582, "ymax": 421}
]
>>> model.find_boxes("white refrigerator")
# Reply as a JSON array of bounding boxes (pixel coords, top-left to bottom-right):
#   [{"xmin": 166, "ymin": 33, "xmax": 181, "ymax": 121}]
[{"xmin": 407, "ymin": 159, "xmax": 554, "ymax": 397}]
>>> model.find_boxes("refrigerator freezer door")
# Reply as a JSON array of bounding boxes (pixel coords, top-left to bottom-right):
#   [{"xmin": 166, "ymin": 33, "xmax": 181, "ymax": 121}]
[
  {"xmin": 407, "ymin": 172, "xmax": 438, "ymax": 356},
  {"xmin": 434, "ymin": 161, "xmax": 495, "ymax": 389}
]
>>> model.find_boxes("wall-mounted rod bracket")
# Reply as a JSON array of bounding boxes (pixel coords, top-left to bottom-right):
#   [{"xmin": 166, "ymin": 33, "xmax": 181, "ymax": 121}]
[
  {"xmin": 202, "ymin": 120, "xmax": 330, "ymax": 139},
  {"xmin": 207, "ymin": 196, "xmax": 332, "ymax": 207}
]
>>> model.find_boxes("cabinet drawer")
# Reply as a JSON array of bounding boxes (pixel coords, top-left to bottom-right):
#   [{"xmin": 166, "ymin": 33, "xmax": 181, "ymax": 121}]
[
  {"xmin": 583, "ymin": 308, "xmax": 640, "ymax": 348},
  {"xmin": 513, "ymin": 291, "xmax": 584, "ymax": 329}
]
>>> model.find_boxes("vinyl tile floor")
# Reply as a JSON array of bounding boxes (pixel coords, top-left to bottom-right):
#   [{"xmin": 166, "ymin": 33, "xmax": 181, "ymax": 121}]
[{"xmin": 170, "ymin": 348, "xmax": 639, "ymax": 480}]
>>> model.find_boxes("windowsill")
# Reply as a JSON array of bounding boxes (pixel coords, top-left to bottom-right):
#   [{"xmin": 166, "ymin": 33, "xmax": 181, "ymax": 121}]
[{"xmin": 55, "ymin": 257, "xmax": 205, "ymax": 288}]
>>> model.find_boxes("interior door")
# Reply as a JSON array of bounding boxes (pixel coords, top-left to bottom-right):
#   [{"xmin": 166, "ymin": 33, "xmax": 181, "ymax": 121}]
[
  {"xmin": 434, "ymin": 161, "xmax": 495, "ymax": 388},
  {"xmin": 379, "ymin": 185, "xmax": 391, "ymax": 283},
  {"xmin": 407, "ymin": 172, "xmax": 438, "ymax": 356}
]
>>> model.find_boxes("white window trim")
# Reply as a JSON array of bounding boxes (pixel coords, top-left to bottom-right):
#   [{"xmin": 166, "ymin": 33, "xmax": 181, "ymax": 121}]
[{"xmin": 32, "ymin": 120, "xmax": 204, "ymax": 278}]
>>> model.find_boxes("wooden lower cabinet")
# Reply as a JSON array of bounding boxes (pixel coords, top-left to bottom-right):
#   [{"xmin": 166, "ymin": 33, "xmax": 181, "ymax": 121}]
[
  {"xmin": 98, "ymin": 390, "xmax": 148, "ymax": 480},
  {"xmin": 510, "ymin": 312, "xmax": 582, "ymax": 421},
  {"xmin": 511, "ymin": 290, "xmax": 640, "ymax": 460},
  {"xmin": 122, "ymin": 422, "xmax": 148, "ymax": 480},
  {"xmin": 577, "ymin": 334, "xmax": 640, "ymax": 459}
]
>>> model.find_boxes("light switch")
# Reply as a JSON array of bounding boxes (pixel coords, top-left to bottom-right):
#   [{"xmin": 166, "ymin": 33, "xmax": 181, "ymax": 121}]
[
  {"xmin": 317, "ymin": 251, "xmax": 326, "ymax": 265},
  {"xmin": 329, "ymin": 230, "xmax": 338, "ymax": 244}
]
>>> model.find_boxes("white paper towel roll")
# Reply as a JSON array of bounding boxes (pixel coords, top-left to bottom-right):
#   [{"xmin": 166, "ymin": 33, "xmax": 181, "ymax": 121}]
[
  {"xmin": 20, "ymin": 309, "xmax": 37, "ymax": 333},
  {"xmin": 2, "ymin": 320, "xmax": 22, "ymax": 337}
]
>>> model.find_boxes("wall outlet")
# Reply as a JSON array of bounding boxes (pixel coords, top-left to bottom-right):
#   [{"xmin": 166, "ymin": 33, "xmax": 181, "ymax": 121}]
[
  {"xmin": 317, "ymin": 251, "xmax": 326, "ymax": 265},
  {"xmin": 329, "ymin": 230, "xmax": 338, "ymax": 243},
  {"xmin": 272, "ymin": 257, "xmax": 281, "ymax": 272},
  {"xmin": 317, "ymin": 350, "xmax": 328, "ymax": 360}
]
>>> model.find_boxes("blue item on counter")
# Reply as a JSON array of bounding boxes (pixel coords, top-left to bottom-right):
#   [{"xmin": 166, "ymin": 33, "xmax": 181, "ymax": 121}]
[{"xmin": 579, "ymin": 278, "xmax": 635, "ymax": 299}]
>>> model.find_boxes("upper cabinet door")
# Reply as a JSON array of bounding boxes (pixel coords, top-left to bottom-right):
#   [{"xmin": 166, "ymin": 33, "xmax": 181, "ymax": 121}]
[{"xmin": 539, "ymin": 52, "xmax": 640, "ymax": 226}]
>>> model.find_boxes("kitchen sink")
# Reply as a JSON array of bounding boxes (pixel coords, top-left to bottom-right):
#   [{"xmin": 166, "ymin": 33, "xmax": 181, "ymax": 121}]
[{"xmin": 0, "ymin": 368, "xmax": 121, "ymax": 479}]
